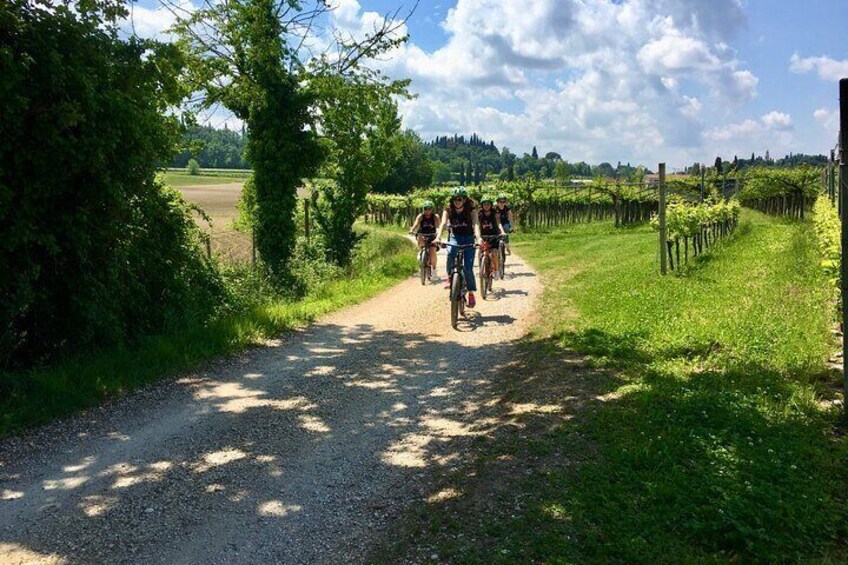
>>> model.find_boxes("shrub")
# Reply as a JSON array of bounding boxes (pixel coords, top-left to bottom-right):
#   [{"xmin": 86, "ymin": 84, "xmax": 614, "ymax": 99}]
[
  {"xmin": 0, "ymin": 1, "xmax": 221, "ymax": 367},
  {"xmin": 186, "ymin": 158, "xmax": 201, "ymax": 175}
]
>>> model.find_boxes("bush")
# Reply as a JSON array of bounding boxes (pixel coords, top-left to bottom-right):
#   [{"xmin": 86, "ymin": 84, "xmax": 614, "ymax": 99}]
[
  {"xmin": 186, "ymin": 158, "xmax": 201, "ymax": 175},
  {"xmin": 0, "ymin": 1, "xmax": 221, "ymax": 367}
]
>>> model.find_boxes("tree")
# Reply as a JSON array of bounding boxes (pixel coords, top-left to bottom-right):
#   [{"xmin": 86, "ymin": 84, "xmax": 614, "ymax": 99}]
[
  {"xmin": 308, "ymin": 15, "xmax": 410, "ymax": 265},
  {"xmin": 545, "ymin": 151, "xmax": 562, "ymax": 161},
  {"xmin": 372, "ymin": 130, "xmax": 433, "ymax": 194},
  {"xmin": 174, "ymin": 0, "xmax": 324, "ymax": 276},
  {"xmin": 432, "ymin": 161, "xmax": 452, "ymax": 184},
  {"xmin": 531, "ymin": 146, "xmax": 539, "ymax": 159},
  {"xmin": 1, "ymin": 0, "xmax": 219, "ymax": 365},
  {"xmin": 554, "ymin": 161, "xmax": 571, "ymax": 185},
  {"xmin": 714, "ymin": 156, "xmax": 723, "ymax": 173},
  {"xmin": 459, "ymin": 163, "xmax": 466, "ymax": 185}
]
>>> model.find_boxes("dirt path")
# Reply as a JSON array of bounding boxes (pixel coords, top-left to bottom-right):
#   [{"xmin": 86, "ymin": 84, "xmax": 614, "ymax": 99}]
[{"xmin": 0, "ymin": 249, "xmax": 541, "ymax": 564}]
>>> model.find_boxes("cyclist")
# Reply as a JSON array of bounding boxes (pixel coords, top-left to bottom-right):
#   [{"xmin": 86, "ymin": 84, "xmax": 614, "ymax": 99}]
[
  {"xmin": 478, "ymin": 195, "xmax": 507, "ymax": 277},
  {"xmin": 409, "ymin": 200, "xmax": 440, "ymax": 278},
  {"xmin": 436, "ymin": 186, "xmax": 481, "ymax": 308},
  {"xmin": 496, "ymin": 193, "xmax": 514, "ymax": 255}
]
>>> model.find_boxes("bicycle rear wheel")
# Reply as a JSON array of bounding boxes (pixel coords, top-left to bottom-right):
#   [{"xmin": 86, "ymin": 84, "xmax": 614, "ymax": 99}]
[{"xmin": 450, "ymin": 273, "xmax": 461, "ymax": 329}]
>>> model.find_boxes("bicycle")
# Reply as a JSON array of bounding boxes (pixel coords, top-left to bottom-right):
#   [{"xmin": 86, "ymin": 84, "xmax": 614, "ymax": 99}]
[
  {"xmin": 410, "ymin": 232, "xmax": 438, "ymax": 285},
  {"xmin": 478, "ymin": 235, "xmax": 504, "ymax": 299},
  {"xmin": 441, "ymin": 242, "xmax": 477, "ymax": 329}
]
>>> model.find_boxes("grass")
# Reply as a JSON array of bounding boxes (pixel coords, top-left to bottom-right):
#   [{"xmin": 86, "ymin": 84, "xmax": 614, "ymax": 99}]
[
  {"xmin": 0, "ymin": 229, "xmax": 416, "ymax": 437},
  {"xmin": 380, "ymin": 210, "xmax": 848, "ymax": 562},
  {"xmin": 160, "ymin": 171, "xmax": 246, "ymax": 186}
]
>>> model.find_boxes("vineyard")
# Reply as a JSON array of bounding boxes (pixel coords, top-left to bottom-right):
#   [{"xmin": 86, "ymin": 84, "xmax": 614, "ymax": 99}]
[
  {"xmin": 364, "ymin": 178, "xmax": 716, "ymax": 230},
  {"xmin": 652, "ymin": 199, "xmax": 741, "ymax": 270}
]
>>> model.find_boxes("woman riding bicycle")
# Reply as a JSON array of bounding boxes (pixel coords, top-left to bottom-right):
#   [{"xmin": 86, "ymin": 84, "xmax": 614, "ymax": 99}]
[
  {"xmin": 436, "ymin": 186, "xmax": 481, "ymax": 308},
  {"xmin": 478, "ymin": 195, "xmax": 507, "ymax": 277},
  {"xmin": 496, "ymin": 193, "xmax": 514, "ymax": 256},
  {"xmin": 409, "ymin": 200, "xmax": 440, "ymax": 278}
]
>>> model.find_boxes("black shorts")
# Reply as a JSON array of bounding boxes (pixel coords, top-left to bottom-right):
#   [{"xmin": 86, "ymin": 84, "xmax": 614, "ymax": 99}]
[{"xmin": 483, "ymin": 238, "xmax": 500, "ymax": 250}]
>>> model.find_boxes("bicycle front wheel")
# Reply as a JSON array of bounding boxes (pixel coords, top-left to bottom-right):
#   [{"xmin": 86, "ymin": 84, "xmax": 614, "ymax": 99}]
[
  {"xmin": 450, "ymin": 273, "xmax": 461, "ymax": 329},
  {"xmin": 498, "ymin": 246, "xmax": 506, "ymax": 279}
]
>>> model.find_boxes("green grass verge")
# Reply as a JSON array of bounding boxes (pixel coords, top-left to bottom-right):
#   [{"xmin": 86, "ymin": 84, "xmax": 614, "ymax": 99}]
[
  {"xmin": 382, "ymin": 210, "xmax": 848, "ymax": 562},
  {"xmin": 159, "ymin": 172, "xmax": 246, "ymax": 186},
  {"xmin": 0, "ymin": 230, "xmax": 416, "ymax": 437}
]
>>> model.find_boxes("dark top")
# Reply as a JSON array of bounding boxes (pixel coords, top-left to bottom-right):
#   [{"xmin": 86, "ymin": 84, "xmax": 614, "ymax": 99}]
[
  {"xmin": 479, "ymin": 208, "xmax": 499, "ymax": 237},
  {"xmin": 447, "ymin": 204, "xmax": 474, "ymax": 237},
  {"xmin": 497, "ymin": 205, "xmax": 511, "ymax": 225},
  {"xmin": 419, "ymin": 213, "xmax": 437, "ymax": 235}
]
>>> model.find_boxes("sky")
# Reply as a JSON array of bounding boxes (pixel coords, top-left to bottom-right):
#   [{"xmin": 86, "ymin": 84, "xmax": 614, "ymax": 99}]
[{"xmin": 127, "ymin": 0, "xmax": 848, "ymax": 170}]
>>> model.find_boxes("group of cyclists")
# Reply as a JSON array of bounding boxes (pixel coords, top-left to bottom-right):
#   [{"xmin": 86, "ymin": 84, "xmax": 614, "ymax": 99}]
[{"xmin": 409, "ymin": 186, "xmax": 513, "ymax": 309}]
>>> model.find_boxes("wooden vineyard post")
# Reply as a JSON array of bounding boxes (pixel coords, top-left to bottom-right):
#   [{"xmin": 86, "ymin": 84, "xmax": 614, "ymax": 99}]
[
  {"xmin": 840, "ymin": 77, "xmax": 848, "ymax": 410},
  {"xmin": 304, "ymin": 198, "xmax": 311, "ymax": 242},
  {"xmin": 659, "ymin": 163, "xmax": 667, "ymax": 275}
]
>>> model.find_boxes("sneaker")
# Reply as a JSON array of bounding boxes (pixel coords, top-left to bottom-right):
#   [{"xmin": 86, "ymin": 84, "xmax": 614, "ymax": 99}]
[{"xmin": 467, "ymin": 292, "xmax": 476, "ymax": 308}]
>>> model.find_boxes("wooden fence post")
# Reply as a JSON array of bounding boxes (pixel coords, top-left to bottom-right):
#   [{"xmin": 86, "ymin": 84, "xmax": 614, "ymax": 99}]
[
  {"xmin": 840, "ymin": 77, "xmax": 848, "ymax": 411},
  {"xmin": 659, "ymin": 163, "xmax": 667, "ymax": 275}
]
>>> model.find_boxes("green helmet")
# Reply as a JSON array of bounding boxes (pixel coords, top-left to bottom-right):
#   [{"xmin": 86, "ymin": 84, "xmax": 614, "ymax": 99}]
[
  {"xmin": 481, "ymin": 194, "xmax": 494, "ymax": 204},
  {"xmin": 497, "ymin": 192, "xmax": 508, "ymax": 201},
  {"xmin": 451, "ymin": 186, "xmax": 468, "ymax": 198},
  {"xmin": 422, "ymin": 200, "xmax": 434, "ymax": 209}
]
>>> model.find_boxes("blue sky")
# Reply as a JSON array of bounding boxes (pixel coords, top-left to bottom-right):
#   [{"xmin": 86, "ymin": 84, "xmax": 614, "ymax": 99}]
[{"xmin": 129, "ymin": 0, "xmax": 848, "ymax": 169}]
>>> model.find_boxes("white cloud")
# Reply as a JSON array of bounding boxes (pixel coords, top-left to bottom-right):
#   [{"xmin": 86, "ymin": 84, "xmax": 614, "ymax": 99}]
[
  {"xmin": 122, "ymin": 1, "xmax": 195, "ymax": 40},
  {"xmin": 789, "ymin": 53, "xmax": 848, "ymax": 82},
  {"xmin": 814, "ymin": 108, "xmax": 838, "ymax": 136},
  {"xmin": 345, "ymin": 0, "xmax": 760, "ymax": 164},
  {"xmin": 703, "ymin": 111, "xmax": 794, "ymax": 157}
]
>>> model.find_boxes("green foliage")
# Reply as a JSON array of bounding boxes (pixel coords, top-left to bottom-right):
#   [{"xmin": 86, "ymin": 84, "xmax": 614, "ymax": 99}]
[
  {"xmin": 171, "ymin": 125, "xmax": 248, "ymax": 169},
  {"xmin": 176, "ymin": 0, "xmax": 323, "ymax": 276},
  {"xmin": 233, "ymin": 175, "xmax": 257, "ymax": 231},
  {"xmin": 308, "ymin": 34, "xmax": 409, "ymax": 266},
  {"xmin": 0, "ymin": 0, "xmax": 221, "ymax": 367},
  {"xmin": 812, "ymin": 196, "xmax": 840, "ymax": 307},
  {"xmin": 740, "ymin": 166, "xmax": 821, "ymax": 202},
  {"xmin": 372, "ymin": 130, "xmax": 433, "ymax": 194},
  {"xmin": 186, "ymin": 158, "xmax": 201, "ymax": 175}
]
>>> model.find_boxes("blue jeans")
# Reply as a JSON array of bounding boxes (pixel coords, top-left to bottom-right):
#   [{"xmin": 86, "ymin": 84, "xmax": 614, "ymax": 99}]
[{"xmin": 446, "ymin": 234, "xmax": 477, "ymax": 292}]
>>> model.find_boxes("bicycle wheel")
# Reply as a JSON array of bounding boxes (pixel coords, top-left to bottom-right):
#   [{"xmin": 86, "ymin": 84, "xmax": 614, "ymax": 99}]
[
  {"xmin": 478, "ymin": 255, "xmax": 487, "ymax": 300},
  {"xmin": 498, "ymin": 245, "xmax": 506, "ymax": 280},
  {"xmin": 450, "ymin": 272, "xmax": 461, "ymax": 329},
  {"xmin": 419, "ymin": 250, "xmax": 427, "ymax": 285}
]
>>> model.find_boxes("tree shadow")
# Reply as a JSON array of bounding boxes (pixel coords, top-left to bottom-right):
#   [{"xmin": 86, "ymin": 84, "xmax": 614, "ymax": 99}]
[
  {"xmin": 0, "ymin": 322, "xmax": 557, "ymax": 563},
  {"xmin": 379, "ymin": 326, "xmax": 848, "ymax": 563}
]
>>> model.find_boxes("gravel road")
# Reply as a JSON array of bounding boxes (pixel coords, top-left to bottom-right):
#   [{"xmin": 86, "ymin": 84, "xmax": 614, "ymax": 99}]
[{"xmin": 0, "ymin": 248, "xmax": 541, "ymax": 564}]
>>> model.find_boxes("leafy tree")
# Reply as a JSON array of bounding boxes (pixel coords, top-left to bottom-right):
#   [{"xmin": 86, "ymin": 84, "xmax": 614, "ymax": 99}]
[
  {"xmin": 715, "ymin": 156, "xmax": 723, "ymax": 173},
  {"xmin": 554, "ymin": 161, "xmax": 571, "ymax": 185},
  {"xmin": 1, "ymin": 0, "xmax": 219, "ymax": 366},
  {"xmin": 174, "ymin": 0, "xmax": 324, "ymax": 276},
  {"xmin": 372, "ymin": 130, "xmax": 433, "ymax": 194},
  {"xmin": 459, "ymin": 163, "xmax": 466, "ymax": 185},
  {"xmin": 171, "ymin": 125, "xmax": 249, "ymax": 169},
  {"xmin": 186, "ymin": 158, "xmax": 201, "ymax": 175},
  {"xmin": 432, "ymin": 161, "xmax": 452, "ymax": 184},
  {"xmin": 531, "ymin": 146, "xmax": 539, "ymax": 159},
  {"xmin": 308, "ymin": 19, "xmax": 410, "ymax": 265}
]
